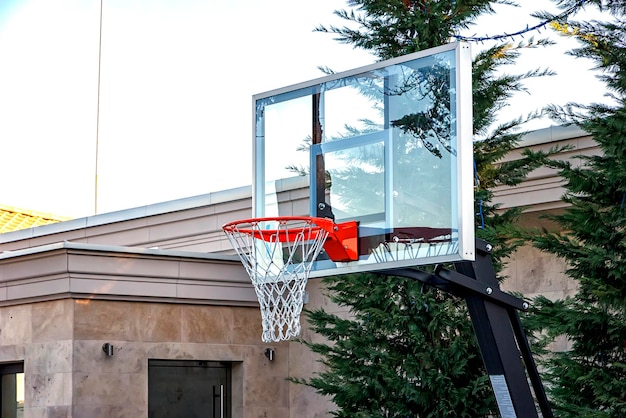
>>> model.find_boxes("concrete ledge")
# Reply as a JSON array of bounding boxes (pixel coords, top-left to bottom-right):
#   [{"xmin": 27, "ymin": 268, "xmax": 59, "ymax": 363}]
[{"xmin": 0, "ymin": 243, "xmax": 256, "ymax": 307}]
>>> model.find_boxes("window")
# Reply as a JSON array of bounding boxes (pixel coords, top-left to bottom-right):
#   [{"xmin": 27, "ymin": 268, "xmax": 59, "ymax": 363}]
[{"xmin": 0, "ymin": 363, "xmax": 24, "ymax": 418}]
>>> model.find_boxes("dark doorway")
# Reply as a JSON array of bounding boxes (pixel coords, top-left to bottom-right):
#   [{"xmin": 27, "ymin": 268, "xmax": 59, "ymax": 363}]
[{"xmin": 148, "ymin": 360, "xmax": 231, "ymax": 418}]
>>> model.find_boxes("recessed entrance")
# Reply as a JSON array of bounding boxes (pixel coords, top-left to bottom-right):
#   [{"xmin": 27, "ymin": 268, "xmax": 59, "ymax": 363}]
[{"xmin": 148, "ymin": 360, "xmax": 231, "ymax": 418}]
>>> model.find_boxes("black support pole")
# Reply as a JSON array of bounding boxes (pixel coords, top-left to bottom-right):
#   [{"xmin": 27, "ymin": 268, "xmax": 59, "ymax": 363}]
[
  {"xmin": 384, "ymin": 239, "xmax": 553, "ymax": 417},
  {"xmin": 455, "ymin": 244, "xmax": 537, "ymax": 417},
  {"xmin": 507, "ymin": 303, "xmax": 554, "ymax": 418}
]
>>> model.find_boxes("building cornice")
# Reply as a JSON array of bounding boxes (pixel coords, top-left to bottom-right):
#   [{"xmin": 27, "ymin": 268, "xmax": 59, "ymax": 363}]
[{"xmin": 0, "ymin": 243, "xmax": 256, "ymax": 307}]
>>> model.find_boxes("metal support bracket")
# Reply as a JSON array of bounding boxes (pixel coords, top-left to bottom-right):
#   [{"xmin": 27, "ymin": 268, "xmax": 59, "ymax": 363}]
[
  {"xmin": 382, "ymin": 238, "xmax": 553, "ymax": 418},
  {"xmin": 322, "ymin": 220, "xmax": 359, "ymax": 262}
]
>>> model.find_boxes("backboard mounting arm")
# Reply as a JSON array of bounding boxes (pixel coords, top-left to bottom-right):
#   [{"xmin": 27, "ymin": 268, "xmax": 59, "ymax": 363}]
[{"xmin": 383, "ymin": 238, "xmax": 553, "ymax": 418}]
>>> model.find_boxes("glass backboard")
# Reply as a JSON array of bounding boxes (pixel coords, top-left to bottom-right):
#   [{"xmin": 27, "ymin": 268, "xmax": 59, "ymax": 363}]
[{"xmin": 253, "ymin": 42, "xmax": 474, "ymax": 277}]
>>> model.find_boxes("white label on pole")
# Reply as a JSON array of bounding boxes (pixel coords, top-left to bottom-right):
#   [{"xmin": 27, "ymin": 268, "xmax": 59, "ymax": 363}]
[{"xmin": 489, "ymin": 375, "xmax": 517, "ymax": 418}]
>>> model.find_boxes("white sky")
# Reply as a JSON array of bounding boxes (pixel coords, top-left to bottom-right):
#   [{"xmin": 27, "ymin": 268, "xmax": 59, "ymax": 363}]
[{"xmin": 0, "ymin": 0, "xmax": 611, "ymax": 218}]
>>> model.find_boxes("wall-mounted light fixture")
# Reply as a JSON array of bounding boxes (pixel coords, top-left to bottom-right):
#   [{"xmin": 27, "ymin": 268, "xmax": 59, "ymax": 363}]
[
  {"xmin": 102, "ymin": 343, "xmax": 114, "ymax": 356},
  {"xmin": 264, "ymin": 348, "xmax": 274, "ymax": 361}
]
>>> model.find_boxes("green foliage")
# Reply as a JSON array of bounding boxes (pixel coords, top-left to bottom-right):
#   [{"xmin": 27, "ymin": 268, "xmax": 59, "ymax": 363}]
[
  {"xmin": 316, "ymin": 0, "xmax": 499, "ymax": 60},
  {"xmin": 471, "ymin": 41, "xmax": 560, "ymax": 273},
  {"xmin": 293, "ymin": 1, "xmax": 558, "ymax": 416},
  {"xmin": 294, "ymin": 274, "xmax": 495, "ymax": 417},
  {"xmin": 548, "ymin": 0, "xmax": 626, "ymax": 15},
  {"xmin": 523, "ymin": 6, "xmax": 626, "ymax": 417}
]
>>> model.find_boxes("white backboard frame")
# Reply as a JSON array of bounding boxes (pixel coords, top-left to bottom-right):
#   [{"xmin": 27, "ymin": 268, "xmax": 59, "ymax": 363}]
[{"xmin": 253, "ymin": 42, "xmax": 474, "ymax": 277}]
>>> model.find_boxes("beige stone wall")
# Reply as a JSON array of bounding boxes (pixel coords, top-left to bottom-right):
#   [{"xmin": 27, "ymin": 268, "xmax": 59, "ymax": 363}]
[
  {"xmin": 0, "ymin": 299, "xmax": 302, "ymax": 418},
  {"xmin": 70, "ymin": 300, "xmax": 293, "ymax": 418},
  {"xmin": 286, "ymin": 278, "xmax": 355, "ymax": 418},
  {"xmin": 0, "ymin": 300, "xmax": 74, "ymax": 418},
  {"xmin": 501, "ymin": 245, "xmax": 577, "ymax": 354},
  {"xmin": 502, "ymin": 245, "xmax": 576, "ymax": 301}
]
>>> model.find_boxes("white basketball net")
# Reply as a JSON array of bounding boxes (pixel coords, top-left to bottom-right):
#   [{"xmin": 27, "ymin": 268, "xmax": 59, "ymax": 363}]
[{"xmin": 223, "ymin": 218, "xmax": 329, "ymax": 342}]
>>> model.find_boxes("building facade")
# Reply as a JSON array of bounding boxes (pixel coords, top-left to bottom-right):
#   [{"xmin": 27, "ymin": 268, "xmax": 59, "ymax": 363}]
[{"xmin": 0, "ymin": 125, "xmax": 593, "ymax": 417}]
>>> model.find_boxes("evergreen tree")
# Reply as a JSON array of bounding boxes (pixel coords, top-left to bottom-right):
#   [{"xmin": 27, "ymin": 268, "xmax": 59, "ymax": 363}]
[
  {"xmin": 524, "ymin": 3, "xmax": 626, "ymax": 416},
  {"xmin": 292, "ymin": 1, "xmax": 557, "ymax": 416}
]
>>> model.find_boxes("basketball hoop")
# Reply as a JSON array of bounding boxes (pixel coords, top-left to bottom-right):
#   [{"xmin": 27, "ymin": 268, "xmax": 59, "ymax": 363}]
[{"xmin": 222, "ymin": 216, "xmax": 358, "ymax": 342}]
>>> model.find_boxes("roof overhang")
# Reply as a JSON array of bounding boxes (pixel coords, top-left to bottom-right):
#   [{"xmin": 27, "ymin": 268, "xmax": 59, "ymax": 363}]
[{"xmin": 0, "ymin": 242, "xmax": 256, "ymax": 307}]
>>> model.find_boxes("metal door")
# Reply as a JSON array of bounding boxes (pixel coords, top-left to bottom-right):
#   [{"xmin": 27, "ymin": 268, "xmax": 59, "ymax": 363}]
[{"xmin": 148, "ymin": 360, "xmax": 231, "ymax": 418}]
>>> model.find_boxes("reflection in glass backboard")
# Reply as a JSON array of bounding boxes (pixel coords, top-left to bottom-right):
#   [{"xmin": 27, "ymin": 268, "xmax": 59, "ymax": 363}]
[{"xmin": 253, "ymin": 42, "xmax": 474, "ymax": 276}]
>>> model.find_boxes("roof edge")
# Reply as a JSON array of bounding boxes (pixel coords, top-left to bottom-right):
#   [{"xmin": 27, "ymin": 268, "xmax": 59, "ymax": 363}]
[
  {"xmin": 516, "ymin": 124, "xmax": 588, "ymax": 148},
  {"xmin": 0, "ymin": 240, "xmax": 241, "ymax": 262},
  {"xmin": 0, "ymin": 184, "xmax": 252, "ymax": 244}
]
